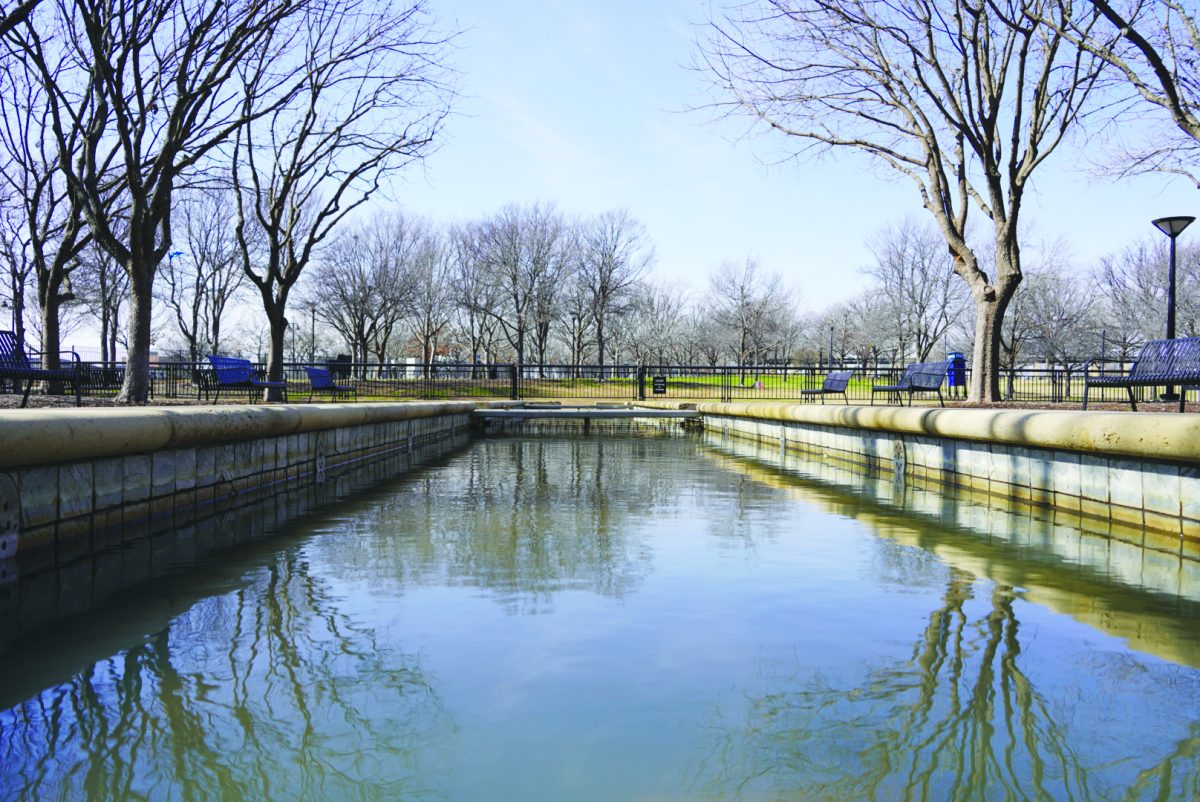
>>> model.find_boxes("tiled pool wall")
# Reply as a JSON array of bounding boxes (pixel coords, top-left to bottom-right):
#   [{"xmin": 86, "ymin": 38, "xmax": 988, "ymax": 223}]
[
  {"xmin": 702, "ymin": 432, "xmax": 1200, "ymax": 666},
  {"xmin": 704, "ymin": 412, "xmax": 1200, "ymax": 558},
  {"xmin": 0, "ymin": 409, "xmax": 474, "ymax": 584}
]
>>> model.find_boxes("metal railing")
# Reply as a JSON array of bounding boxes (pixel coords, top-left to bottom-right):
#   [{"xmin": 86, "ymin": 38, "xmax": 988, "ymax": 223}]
[{"xmin": 4, "ymin": 359, "xmax": 1179, "ymax": 406}]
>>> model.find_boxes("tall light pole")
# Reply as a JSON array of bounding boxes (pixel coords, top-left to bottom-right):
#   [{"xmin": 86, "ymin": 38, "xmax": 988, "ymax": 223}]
[
  {"xmin": 1152, "ymin": 215, "xmax": 1194, "ymax": 400},
  {"xmin": 829, "ymin": 325, "xmax": 834, "ymax": 368},
  {"xmin": 309, "ymin": 303, "xmax": 316, "ymax": 364}
]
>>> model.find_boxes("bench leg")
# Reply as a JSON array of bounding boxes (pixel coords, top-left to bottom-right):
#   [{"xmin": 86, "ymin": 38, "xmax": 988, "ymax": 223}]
[
  {"xmin": 1082, "ymin": 385, "xmax": 1089, "ymax": 410},
  {"xmin": 20, "ymin": 379, "xmax": 32, "ymax": 408},
  {"xmin": 72, "ymin": 375, "xmax": 81, "ymax": 407},
  {"xmin": 1126, "ymin": 386, "xmax": 1137, "ymax": 412},
  {"xmin": 937, "ymin": 389, "xmax": 944, "ymax": 407}
]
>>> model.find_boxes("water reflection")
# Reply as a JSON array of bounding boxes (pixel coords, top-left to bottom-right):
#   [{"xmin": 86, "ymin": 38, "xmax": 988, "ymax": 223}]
[
  {"xmin": 694, "ymin": 569, "xmax": 1200, "ymax": 800},
  {"xmin": 0, "ymin": 550, "xmax": 450, "ymax": 801},
  {"xmin": 702, "ymin": 434, "xmax": 1200, "ymax": 668},
  {"xmin": 304, "ymin": 438, "xmax": 684, "ymax": 612}
]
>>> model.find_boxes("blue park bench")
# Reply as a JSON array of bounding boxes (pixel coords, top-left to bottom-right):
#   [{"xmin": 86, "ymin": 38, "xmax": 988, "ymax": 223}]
[
  {"xmin": 1083, "ymin": 336, "xmax": 1200, "ymax": 412},
  {"xmin": 871, "ymin": 360, "xmax": 953, "ymax": 407},
  {"xmin": 303, "ymin": 366, "xmax": 356, "ymax": 402},
  {"xmin": 799, "ymin": 369, "xmax": 853, "ymax": 404},
  {"xmin": 0, "ymin": 330, "xmax": 82, "ymax": 407},
  {"xmin": 207, "ymin": 355, "xmax": 288, "ymax": 403}
]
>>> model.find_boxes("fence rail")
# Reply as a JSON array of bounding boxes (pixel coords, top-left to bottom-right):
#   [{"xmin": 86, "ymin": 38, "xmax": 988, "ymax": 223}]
[{"xmin": 2, "ymin": 359, "xmax": 1176, "ymax": 406}]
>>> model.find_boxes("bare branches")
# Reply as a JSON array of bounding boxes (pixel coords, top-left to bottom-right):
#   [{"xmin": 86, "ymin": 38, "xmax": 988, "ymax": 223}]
[
  {"xmin": 698, "ymin": 0, "xmax": 1108, "ymax": 399},
  {"xmin": 1059, "ymin": 0, "xmax": 1200, "ymax": 181},
  {"xmin": 231, "ymin": 0, "xmax": 455, "ymax": 390}
]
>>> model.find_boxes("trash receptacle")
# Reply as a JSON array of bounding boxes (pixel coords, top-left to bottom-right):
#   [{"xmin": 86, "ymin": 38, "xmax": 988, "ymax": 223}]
[{"xmin": 948, "ymin": 352, "xmax": 966, "ymax": 394}]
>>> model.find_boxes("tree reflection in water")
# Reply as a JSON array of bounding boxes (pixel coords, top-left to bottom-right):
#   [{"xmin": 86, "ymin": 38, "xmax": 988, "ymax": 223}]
[
  {"xmin": 692, "ymin": 569, "xmax": 1200, "ymax": 801},
  {"xmin": 0, "ymin": 550, "xmax": 450, "ymax": 800},
  {"xmin": 313, "ymin": 437, "xmax": 666, "ymax": 614}
]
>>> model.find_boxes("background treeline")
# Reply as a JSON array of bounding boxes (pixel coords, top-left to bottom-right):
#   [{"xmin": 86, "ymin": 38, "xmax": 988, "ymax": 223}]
[{"xmin": 12, "ymin": 202, "xmax": 1193, "ymax": 373}]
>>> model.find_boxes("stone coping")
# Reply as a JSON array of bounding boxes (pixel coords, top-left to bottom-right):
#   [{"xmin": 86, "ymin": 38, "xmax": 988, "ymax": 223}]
[
  {"xmin": 0, "ymin": 401, "xmax": 488, "ymax": 470},
  {"xmin": 636, "ymin": 400, "xmax": 1200, "ymax": 465}
]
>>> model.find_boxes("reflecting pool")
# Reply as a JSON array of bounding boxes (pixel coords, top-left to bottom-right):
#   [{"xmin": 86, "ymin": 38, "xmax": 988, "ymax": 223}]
[{"xmin": 2, "ymin": 433, "xmax": 1199, "ymax": 800}]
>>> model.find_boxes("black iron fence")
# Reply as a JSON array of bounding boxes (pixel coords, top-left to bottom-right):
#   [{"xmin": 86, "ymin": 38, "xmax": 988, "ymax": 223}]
[{"xmin": 6, "ymin": 358, "xmax": 1170, "ymax": 406}]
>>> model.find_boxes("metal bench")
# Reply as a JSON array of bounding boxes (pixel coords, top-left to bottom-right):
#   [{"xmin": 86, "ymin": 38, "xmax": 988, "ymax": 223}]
[
  {"xmin": 206, "ymin": 355, "xmax": 288, "ymax": 403},
  {"xmin": 800, "ymin": 370, "xmax": 853, "ymax": 404},
  {"xmin": 871, "ymin": 360, "xmax": 953, "ymax": 407},
  {"xmin": 1083, "ymin": 336, "xmax": 1200, "ymax": 412},
  {"xmin": 304, "ymin": 366, "xmax": 356, "ymax": 402},
  {"xmin": 0, "ymin": 330, "xmax": 82, "ymax": 407}
]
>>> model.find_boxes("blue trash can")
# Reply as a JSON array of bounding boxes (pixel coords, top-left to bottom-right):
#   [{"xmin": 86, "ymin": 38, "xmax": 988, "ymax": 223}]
[{"xmin": 948, "ymin": 352, "xmax": 966, "ymax": 392}]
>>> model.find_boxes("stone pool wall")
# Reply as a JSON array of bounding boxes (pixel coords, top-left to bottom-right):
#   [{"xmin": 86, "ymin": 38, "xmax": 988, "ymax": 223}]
[
  {"xmin": 684, "ymin": 402, "xmax": 1200, "ymax": 554},
  {"xmin": 0, "ymin": 403, "xmax": 479, "ymax": 581}
]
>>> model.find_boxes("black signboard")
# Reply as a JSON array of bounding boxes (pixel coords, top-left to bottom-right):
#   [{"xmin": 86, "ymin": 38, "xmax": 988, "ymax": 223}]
[{"xmin": 652, "ymin": 374, "xmax": 667, "ymax": 395}]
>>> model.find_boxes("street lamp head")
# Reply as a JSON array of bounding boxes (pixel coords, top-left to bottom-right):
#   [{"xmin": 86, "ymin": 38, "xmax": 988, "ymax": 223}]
[{"xmin": 1152, "ymin": 216, "xmax": 1195, "ymax": 238}]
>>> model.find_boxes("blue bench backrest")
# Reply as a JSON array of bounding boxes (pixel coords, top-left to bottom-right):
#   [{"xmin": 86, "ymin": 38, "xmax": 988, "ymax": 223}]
[
  {"xmin": 1127, "ymin": 337, "xmax": 1200, "ymax": 380},
  {"xmin": 304, "ymin": 366, "xmax": 336, "ymax": 389},
  {"xmin": 822, "ymin": 370, "xmax": 853, "ymax": 392},
  {"xmin": 894, "ymin": 360, "xmax": 952, "ymax": 390},
  {"xmin": 207, "ymin": 355, "xmax": 255, "ymax": 384},
  {"xmin": 0, "ymin": 331, "xmax": 32, "ymax": 370}
]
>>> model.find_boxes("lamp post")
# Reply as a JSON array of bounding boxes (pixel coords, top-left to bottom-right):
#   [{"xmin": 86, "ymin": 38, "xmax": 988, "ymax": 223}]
[
  {"xmin": 1152, "ymin": 215, "xmax": 1195, "ymax": 400},
  {"xmin": 829, "ymin": 325, "xmax": 835, "ymax": 368},
  {"xmin": 309, "ymin": 303, "xmax": 316, "ymax": 364}
]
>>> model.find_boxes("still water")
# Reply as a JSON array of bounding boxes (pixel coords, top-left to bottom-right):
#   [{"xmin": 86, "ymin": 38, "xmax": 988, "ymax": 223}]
[{"xmin": 2, "ymin": 433, "xmax": 1199, "ymax": 800}]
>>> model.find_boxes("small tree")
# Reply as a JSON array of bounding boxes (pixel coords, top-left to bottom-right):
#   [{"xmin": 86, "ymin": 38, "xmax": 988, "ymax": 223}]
[
  {"xmin": 577, "ymin": 209, "xmax": 653, "ymax": 375},
  {"xmin": 865, "ymin": 218, "xmax": 968, "ymax": 362},
  {"xmin": 232, "ymin": 0, "xmax": 453, "ymax": 399},
  {"xmin": 159, "ymin": 191, "xmax": 248, "ymax": 361}
]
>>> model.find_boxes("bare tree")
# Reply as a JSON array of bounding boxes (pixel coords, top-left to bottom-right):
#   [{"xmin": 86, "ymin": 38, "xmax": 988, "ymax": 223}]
[
  {"xmin": 405, "ymin": 222, "xmax": 455, "ymax": 374},
  {"xmin": 4, "ymin": 0, "xmax": 314, "ymax": 402},
  {"xmin": 232, "ymin": 0, "xmax": 453, "ymax": 399},
  {"xmin": 626, "ymin": 282, "xmax": 692, "ymax": 365},
  {"xmin": 1096, "ymin": 238, "xmax": 1200, "ymax": 352},
  {"xmin": 0, "ymin": 47, "xmax": 89, "ymax": 365},
  {"xmin": 448, "ymin": 223, "xmax": 503, "ymax": 373},
  {"xmin": 866, "ymin": 218, "xmax": 969, "ymax": 362},
  {"xmin": 706, "ymin": 258, "xmax": 793, "ymax": 378},
  {"xmin": 0, "ymin": 207, "xmax": 33, "ymax": 344},
  {"xmin": 556, "ymin": 260, "xmax": 595, "ymax": 373},
  {"xmin": 471, "ymin": 203, "xmax": 568, "ymax": 371},
  {"xmin": 578, "ymin": 209, "xmax": 653, "ymax": 375},
  {"xmin": 158, "ymin": 191, "xmax": 248, "ymax": 361},
  {"xmin": 72, "ymin": 244, "xmax": 129, "ymax": 364},
  {"xmin": 700, "ymin": 0, "xmax": 1111, "ymax": 401},
  {"xmin": 308, "ymin": 216, "xmax": 416, "ymax": 367}
]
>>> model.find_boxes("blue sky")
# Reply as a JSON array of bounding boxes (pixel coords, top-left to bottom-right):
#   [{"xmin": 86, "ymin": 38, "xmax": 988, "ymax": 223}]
[{"xmin": 391, "ymin": 0, "xmax": 1200, "ymax": 311}]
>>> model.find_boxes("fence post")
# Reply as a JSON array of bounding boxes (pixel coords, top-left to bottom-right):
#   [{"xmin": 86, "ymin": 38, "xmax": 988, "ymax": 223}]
[
  {"xmin": 509, "ymin": 364, "xmax": 519, "ymax": 400},
  {"xmin": 637, "ymin": 365, "xmax": 646, "ymax": 401}
]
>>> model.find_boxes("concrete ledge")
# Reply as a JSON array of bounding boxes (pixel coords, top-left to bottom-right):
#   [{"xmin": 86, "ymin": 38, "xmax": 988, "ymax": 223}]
[
  {"xmin": 697, "ymin": 402, "xmax": 1200, "ymax": 465},
  {"xmin": 0, "ymin": 401, "xmax": 485, "ymax": 469}
]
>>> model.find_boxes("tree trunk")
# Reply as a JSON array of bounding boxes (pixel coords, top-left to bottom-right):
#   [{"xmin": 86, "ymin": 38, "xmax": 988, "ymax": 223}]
[
  {"xmin": 36, "ymin": 289, "xmax": 65, "ymax": 396},
  {"xmin": 265, "ymin": 310, "xmax": 287, "ymax": 402},
  {"xmin": 117, "ymin": 269, "xmax": 154, "ymax": 403},
  {"xmin": 968, "ymin": 294, "xmax": 1010, "ymax": 402}
]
